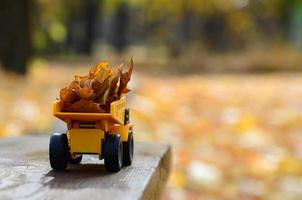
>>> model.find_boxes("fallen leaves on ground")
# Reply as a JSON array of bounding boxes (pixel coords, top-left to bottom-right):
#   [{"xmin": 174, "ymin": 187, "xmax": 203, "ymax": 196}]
[
  {"xmin": 130, "ymin": 73, "xmax": 302, "ymax": 200},
  {"xmin": 1, "ymin": 60, "xmax": 302, "ymax": 200}
]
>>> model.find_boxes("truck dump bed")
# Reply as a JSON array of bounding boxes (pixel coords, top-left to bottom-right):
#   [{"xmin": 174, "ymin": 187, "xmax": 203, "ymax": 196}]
[{"xmin": 53, "ymin": 96, "xmax": 126, "ymax": 125}]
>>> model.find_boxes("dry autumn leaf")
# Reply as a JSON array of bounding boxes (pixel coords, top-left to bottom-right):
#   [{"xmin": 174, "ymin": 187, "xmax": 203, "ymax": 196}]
[
  {"xmin": 89, "ymin": 62, "xmax": 109, "ymax": 78},
  {"xmin": 93, "ymin": 77, "xmax": 110, "ymax": 104},
  {"xmin": 60, "ymin": 87, "xmax": 78, "ymax": 108},
  {"xmin": 77, "ymin": 87, "xmax": 94, "ymax": 99},
  {"xmin": 95, "ymin": 63, "xmax": 111, "ymax": 83},
  {"xmin": 68, "ymin": 99, "xmax": 105, "ymax": 113},
  {"xmin": 118, "ymin": 57, "xmax": 133, "ymax": 96}
]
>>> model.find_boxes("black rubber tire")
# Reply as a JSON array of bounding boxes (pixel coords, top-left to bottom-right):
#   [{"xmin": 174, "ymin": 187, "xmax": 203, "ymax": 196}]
[
  {"xmin": 123, "ymin": 131, "xmax": 134, "ymax": 166},
  {"xmin": 104, "ymin": 134, "xmax": 123, "ymax": 172},
  {"xmin": 49, "ymin": 133, "xmax": 69, "ymax": 171},
  {"xmin": 68, "ymin": 154, "xmax": 82, "ymax": 164}
]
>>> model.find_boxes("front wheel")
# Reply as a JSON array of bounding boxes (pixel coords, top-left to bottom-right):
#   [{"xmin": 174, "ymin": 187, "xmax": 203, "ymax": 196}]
[
  {"xmin": 123, "ymin": 131, "xmax": 134, "ymax": 166},
  {"xmin": 49, "ymin": 133, "xmax": 69, "ymax": 171},
  {"xmin": 104, "ymin": 134, "xmax": 123, "ymax": 172}
]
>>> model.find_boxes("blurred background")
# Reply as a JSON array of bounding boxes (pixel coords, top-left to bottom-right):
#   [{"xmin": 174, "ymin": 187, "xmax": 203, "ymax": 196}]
[{"xmin": 1, "ymin": 0, "xmax": 302, "ymax": 199}]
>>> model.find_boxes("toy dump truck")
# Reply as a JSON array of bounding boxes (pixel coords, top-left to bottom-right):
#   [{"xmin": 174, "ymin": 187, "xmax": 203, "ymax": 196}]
[{"xmin": 49, "ymin": 95, "xmax": 133, "ymax": 172}]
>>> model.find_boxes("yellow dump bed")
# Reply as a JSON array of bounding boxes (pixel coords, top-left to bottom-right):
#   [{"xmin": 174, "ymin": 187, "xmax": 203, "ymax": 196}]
[{"xmin": 53, "ymin": 96, "xmax": 126, "ymax": 125}]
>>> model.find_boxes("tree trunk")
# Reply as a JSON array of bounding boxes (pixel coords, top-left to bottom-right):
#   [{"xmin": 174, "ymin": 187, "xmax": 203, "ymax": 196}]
[
  {"xmin": 110, "ymin": 2, "xmax": 129, "ymax": 53},
  {"xmin": 0, "ymin": 0, "xmax": 32, "ymax": 74},
  {"xmin": 66, "ymin": 0, "xmax": 99, "ymax": 55}
]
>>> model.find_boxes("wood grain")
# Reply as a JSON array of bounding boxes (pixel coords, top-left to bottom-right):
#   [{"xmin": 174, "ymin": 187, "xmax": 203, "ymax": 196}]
[{"xmin": 0, "ymin": 135, "xmax": 171, "ymax": 200}]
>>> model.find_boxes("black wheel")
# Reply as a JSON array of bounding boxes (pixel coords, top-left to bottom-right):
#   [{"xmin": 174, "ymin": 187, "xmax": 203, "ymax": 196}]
[
  {"xmin": 123, "ymin": 131, "xmax": 134, "ymax": 166},
  {"xmin": 104, "ymin": 134, "xmax": 123, "ymax": 172},
  {"xmin": 49, "ymin": 133, "xmax": 69, "ymax": 171},
  {"xmin": 68, "ymin": 154, "xmax": 82, "ymax": 164}
]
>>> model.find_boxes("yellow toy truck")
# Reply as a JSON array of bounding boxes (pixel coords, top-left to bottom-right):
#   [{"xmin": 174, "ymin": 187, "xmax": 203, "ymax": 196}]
[{"xmin": 49, "ymin": 94, "xmax": 133, "ymax": 172}]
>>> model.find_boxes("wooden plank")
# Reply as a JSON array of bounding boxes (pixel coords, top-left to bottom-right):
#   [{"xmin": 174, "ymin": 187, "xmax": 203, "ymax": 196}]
[{"xmin": 0, "ymin": 135, "xmax": 171, "ymax": 200}]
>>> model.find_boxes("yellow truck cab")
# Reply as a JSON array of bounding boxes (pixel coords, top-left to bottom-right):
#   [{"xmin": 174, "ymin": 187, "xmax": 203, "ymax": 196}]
[{"xmin": 49, "ymin": 95, "xmax": 133, "ymax": 172}]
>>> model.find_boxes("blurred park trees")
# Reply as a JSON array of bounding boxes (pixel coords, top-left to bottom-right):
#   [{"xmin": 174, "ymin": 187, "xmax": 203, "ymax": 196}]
[
  {"xmin": 0, "ymin": 0, "xmax": 32, "ymax": 74},
  {"xmin": 1, "ymin": 0, "xmax": 302, "ymax": 73}
]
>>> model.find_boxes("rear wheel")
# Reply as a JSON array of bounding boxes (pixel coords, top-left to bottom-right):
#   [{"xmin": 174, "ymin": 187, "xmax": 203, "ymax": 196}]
[
  {"xmin": 104, "ymin": 134, "xmax": 123, "ymax": 172},
  {"xmin": 49, "ymin": 133, "xmax": 69, "ymax": 171},
  {"xmin": 123, "ymin": 131, "xmax": 134, "ymax": 166}
]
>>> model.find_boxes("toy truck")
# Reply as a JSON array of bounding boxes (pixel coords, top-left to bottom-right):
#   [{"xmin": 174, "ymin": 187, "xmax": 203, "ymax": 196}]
[{"xmin": 49, "ymin": 95, "xmax": 133, "ymax": 172}]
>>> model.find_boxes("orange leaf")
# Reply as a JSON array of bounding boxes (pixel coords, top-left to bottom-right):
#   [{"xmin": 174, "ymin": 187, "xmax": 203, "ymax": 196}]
[
  {"xmin": 67, "ymin": 99, "xmax": 104, "ymax": 113},
  {"xmin": 60, "ymin": 87, "xmax": 79, "ymax": 108},
  {"xmin": 77, "ymin": 87, "xmax": 94, "ymax": 99},
  {"xmin": 118, "ymin": 57, "xmax": 134, "ymax": 96}
]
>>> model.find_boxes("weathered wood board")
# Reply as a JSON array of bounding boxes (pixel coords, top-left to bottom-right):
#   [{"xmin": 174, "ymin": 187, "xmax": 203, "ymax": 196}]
[{"xmin": 0, "ymin": 135, "xmax": 171, "ymax": 200}]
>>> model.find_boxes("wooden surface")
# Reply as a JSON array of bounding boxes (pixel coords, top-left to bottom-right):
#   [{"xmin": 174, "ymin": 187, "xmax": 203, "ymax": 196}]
[{"xmin": 0, "ymin": 135, "xmax": 171, "ymax": 200}]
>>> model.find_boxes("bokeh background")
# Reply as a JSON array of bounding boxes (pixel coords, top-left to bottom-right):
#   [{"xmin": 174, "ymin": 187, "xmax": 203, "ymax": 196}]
[{"xmin": 1, "ymin": 0, "xmax": 302, "ymax": 199}]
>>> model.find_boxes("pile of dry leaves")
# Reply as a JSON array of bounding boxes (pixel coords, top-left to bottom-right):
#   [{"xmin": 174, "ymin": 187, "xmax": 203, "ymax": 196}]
[{"xmin": 59, "ymin": 58, "xmax": 133, "ymax": 113}]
